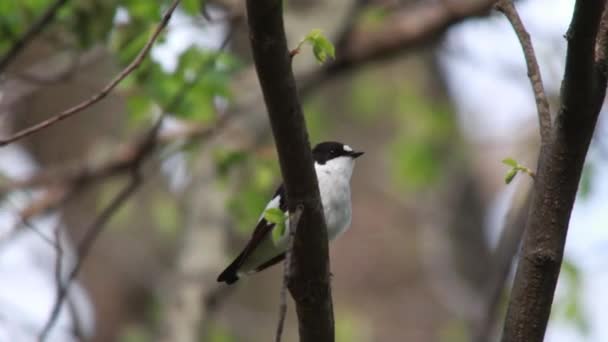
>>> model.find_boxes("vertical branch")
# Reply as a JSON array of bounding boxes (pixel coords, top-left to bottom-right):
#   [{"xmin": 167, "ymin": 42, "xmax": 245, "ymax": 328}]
[
  {"xmin": 501, "ymin": 1, "xmax": 608, "ymax": 341},
  {"xmin": 276, "ymin": 206, "xmax": 303, "ymax": 342},
  {"xmin": 245, "ymin": 0, "xmax": 335, "ymax": 341},
  {"xmin": 495, "ymin": 0, "xmax": 552, "ymax": 143}
]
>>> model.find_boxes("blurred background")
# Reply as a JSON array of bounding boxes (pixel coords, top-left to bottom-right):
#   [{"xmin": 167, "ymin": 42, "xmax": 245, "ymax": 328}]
[{"xmin": 1, "ymin": 0, "xmax": 607, "ymax": 341}]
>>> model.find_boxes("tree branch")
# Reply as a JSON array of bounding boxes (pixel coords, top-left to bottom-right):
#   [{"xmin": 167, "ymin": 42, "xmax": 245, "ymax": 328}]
[
  {"xmin": 39, "ymin": 173, "xmax": 141, "ymax": 341},
  {"xmin": 495, "ymin": 0, "xmax": 551, "ymax": 144},
  {"xmin": 38, "ymin": 114, "xmax": 165, "ymax": 340},
  {"xmin": 0, "ymin": 0, "xmax": 181, "ymax": 147},
  {"xmin": 299, "ymin": 0, "xmax": 497, "ymax": 94},
  {"xmin": 0, "ymin": 0, "xmax": 70, "ymax": 73},
  {"xmin": 501, "ymin": 1, "xmax": 608, "ymax": 341},
  {"xmin": 245, "ymin": 0, "xmax": 334, "ymax": 341},
  {"xmin": 276, "ymin": 206, "xmax": 303, "ymax": 342}
]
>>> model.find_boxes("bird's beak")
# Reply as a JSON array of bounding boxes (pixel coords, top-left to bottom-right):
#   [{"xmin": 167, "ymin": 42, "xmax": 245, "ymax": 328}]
[{"xmin": 350, "ymin": 151, "xmax": 364, "ymax": 159}]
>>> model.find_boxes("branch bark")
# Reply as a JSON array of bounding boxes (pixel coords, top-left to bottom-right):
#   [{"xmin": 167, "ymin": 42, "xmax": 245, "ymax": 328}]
[
  {"xmin": 276, "ymin": 206, "xmax": 303, "ymax": 342},
  {"xmin": 501, "ymin": 1, "xmax": 608, "ymax": 341},
  {"xmin": 495, "ymin": 0, "xmax": 552, "ymax": 144},
  {"xmin": 245, "ymin": 1, "xmax": 334, "ymax": 341}
]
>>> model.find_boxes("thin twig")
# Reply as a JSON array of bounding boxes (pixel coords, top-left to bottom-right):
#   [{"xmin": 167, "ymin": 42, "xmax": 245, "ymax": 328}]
[
  {"xmin": 38, "ymin": 173, "xmax": 142, "ymax": 341},
  {"xmin": 38, "ymin": 114, "xmax": 165, "ymax": 340},
  {"xmin": 0, "ymin": 0, "xmax": 181, "ymax": 147},
  {"xmin": 52, "ymin": 224, "xmax": 64, "ymax": 334},
  {"xmin": 495, "ymin": 0, "xmax": 552, "ymax": 144},
  {"xmin": 3, "ymin": 193, "xmax": 62, "ymax": 250},
  {"xmin": 0, "ymin": 111, "xmax": 233, "ymax": 242},
  {"xmin": 594, "ymin": 3, "xmax": 608, "ymax": 103},
  {"xmin": 275, "ymin": 205, "xmax": 303, "ymax": 342},
  {"xmin": 0, "ymin": 0, "xmax": 70, "ymax": 72},
  {"xmin": 501, "ymin": 0, "xmax": 607, "ymax": 340},
  {"xmin": 1, "ymin": 114, "xmax": 229, "ymax": 192}
]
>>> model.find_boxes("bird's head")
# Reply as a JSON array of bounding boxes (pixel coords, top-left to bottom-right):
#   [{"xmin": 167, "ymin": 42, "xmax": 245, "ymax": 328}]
[{"xmin": 312, "ymin": 141, "xmax": 364, "ymax": 179}]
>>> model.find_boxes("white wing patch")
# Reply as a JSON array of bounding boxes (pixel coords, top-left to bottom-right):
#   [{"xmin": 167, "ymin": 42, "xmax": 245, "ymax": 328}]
[
  {"xmin": 343, "ymin": 145, "xmax": 353, "ymax": 152},
  {"xmin": 265, "ymin": 195, "xmax": 281, "ymax": 210},
  {"xmin": 259, "ymin": 195, "xmax": 281, "ymax": 221}
]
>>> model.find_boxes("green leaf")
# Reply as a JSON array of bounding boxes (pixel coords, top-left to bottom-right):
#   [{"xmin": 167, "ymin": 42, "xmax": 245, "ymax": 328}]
[
  {"xmin": 504, "ymin": 168, "xmax": 518, "ymax": 184},
  {"xmin": 272, "ymin": 221, "xmax": 286, "ymax": 244},
  {"xmin": 502, "ymin": 157, "xmax": 518, "ymax": 168},
  {"xmin": 265, "ymin": 208, "xmax": 287, "ymax": 244},
  {"xmin": 303, "ymin": 29, "xmax": 335, "ymax": 64},
  {"xmin": 264, "ymin": 208, "xmax": 285, "ymax": 225}
]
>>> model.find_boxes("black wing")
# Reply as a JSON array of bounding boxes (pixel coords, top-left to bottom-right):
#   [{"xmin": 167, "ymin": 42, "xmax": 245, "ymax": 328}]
[{"xmin": 217, "ymin": 184, "xmax": 287, "ymax": 284}]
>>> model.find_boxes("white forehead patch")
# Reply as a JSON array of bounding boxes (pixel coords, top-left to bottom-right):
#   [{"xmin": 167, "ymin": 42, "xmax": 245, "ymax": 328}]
[{"xmin": 343, "ymin": 145, "xmax": 353, "ymax": 152}]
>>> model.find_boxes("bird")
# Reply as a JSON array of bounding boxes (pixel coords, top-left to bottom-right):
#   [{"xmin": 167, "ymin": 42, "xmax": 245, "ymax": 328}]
[{"xmin": 217, "ymin": 141, "xmax": 364, "ymax": 284}]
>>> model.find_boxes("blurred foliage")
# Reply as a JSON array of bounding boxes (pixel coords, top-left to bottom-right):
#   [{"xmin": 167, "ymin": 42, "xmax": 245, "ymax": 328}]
[
  {"xmin": 303, "ymin": 102, "xmax": 332, "ymax": 142},
  {"xmin": 222, "ymin": 150, "xmax": 280, "ymax": 236},
  {"xmin": 214, "ymin": 149, "xmax": 249, "ymax": 180},
  {"xmin": 438, "ymin": 318, "xmax": 468, "ymax": 342},
  {"xmin": 1, "ymin": 0, "xmax": 241, "ymax": 128},
  {"xmin": 391, "ymin": 90, "xmax": 454, "ymax": 190},
  {"xmin": 204, "ymin": 324, "xmax": 236, "ymax": 342},
  {"xmin": 151, "ymin": 194, "xmax": 181, "ymax": 237},
  {"xmin": 552, "ymin": 258, "xmax": 589, "ymax": 335},
  {"xmin": 121, "ymin": 47, "xmax": 240, "ymax": 125},
  {"xmin": 357, "ymin": 5, "xmax": 389, "ymax": 32},
  {"xmin": 578, "ymin": 161, "xmax": 594, "ymax": 199},
  {"xmin": 349, "ymin": 71, "xmax": 395, "ymax": 123},
  {"xmin": 181, "ymin": 0, "xmax": 202, "ymax": 16},
  {"xmin": 60, "ymin": 0, "xmax": 117, "ymax": 48},
  {"xmin": 118, "ymin": 324, "xmax": 151, "ymax": 342},
  {"xmin": 349, "ymin": 66, "xmax": 456, "ymax": 190},
  {"xmin": 0, "ymin": 0, "xmax": 120, "ymax": 52},
  {"xmin": 335, "ymin": 311, "xmax": 370, "ymax": 342}
]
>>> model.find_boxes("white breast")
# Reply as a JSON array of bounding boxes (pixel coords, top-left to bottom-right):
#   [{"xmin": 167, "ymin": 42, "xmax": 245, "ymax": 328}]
[{"xmin": 315, "ymin": 156, "xmax": 355, "ymax": 240}]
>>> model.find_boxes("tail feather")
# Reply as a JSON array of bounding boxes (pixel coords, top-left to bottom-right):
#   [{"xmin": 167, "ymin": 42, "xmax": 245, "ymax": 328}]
[
  {"xmin": 217, "ymin": 254, "xmax": 243, "ymax": 284},
  {"xmin": 217, "ymin": 268, "xmax": 239, "ymax": 284},
  {"xmin": 218, "ymin": 252, "xmax": 288, "ymax": 284}
]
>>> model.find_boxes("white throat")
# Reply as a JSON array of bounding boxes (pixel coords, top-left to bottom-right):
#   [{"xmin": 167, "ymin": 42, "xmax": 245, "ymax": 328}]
[
  {"xmin": 315, "ymin": 156, "xmax": 355, "ymax": 181},
  {"xmin": 314, "ymin": 156, "xmax": 356, "ymax": 240}
]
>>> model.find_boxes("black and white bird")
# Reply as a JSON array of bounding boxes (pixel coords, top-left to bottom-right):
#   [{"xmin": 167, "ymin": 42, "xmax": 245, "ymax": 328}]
[{"xmin": 217, "ymin": 141, "xmax": 364, "ymax": 284}]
